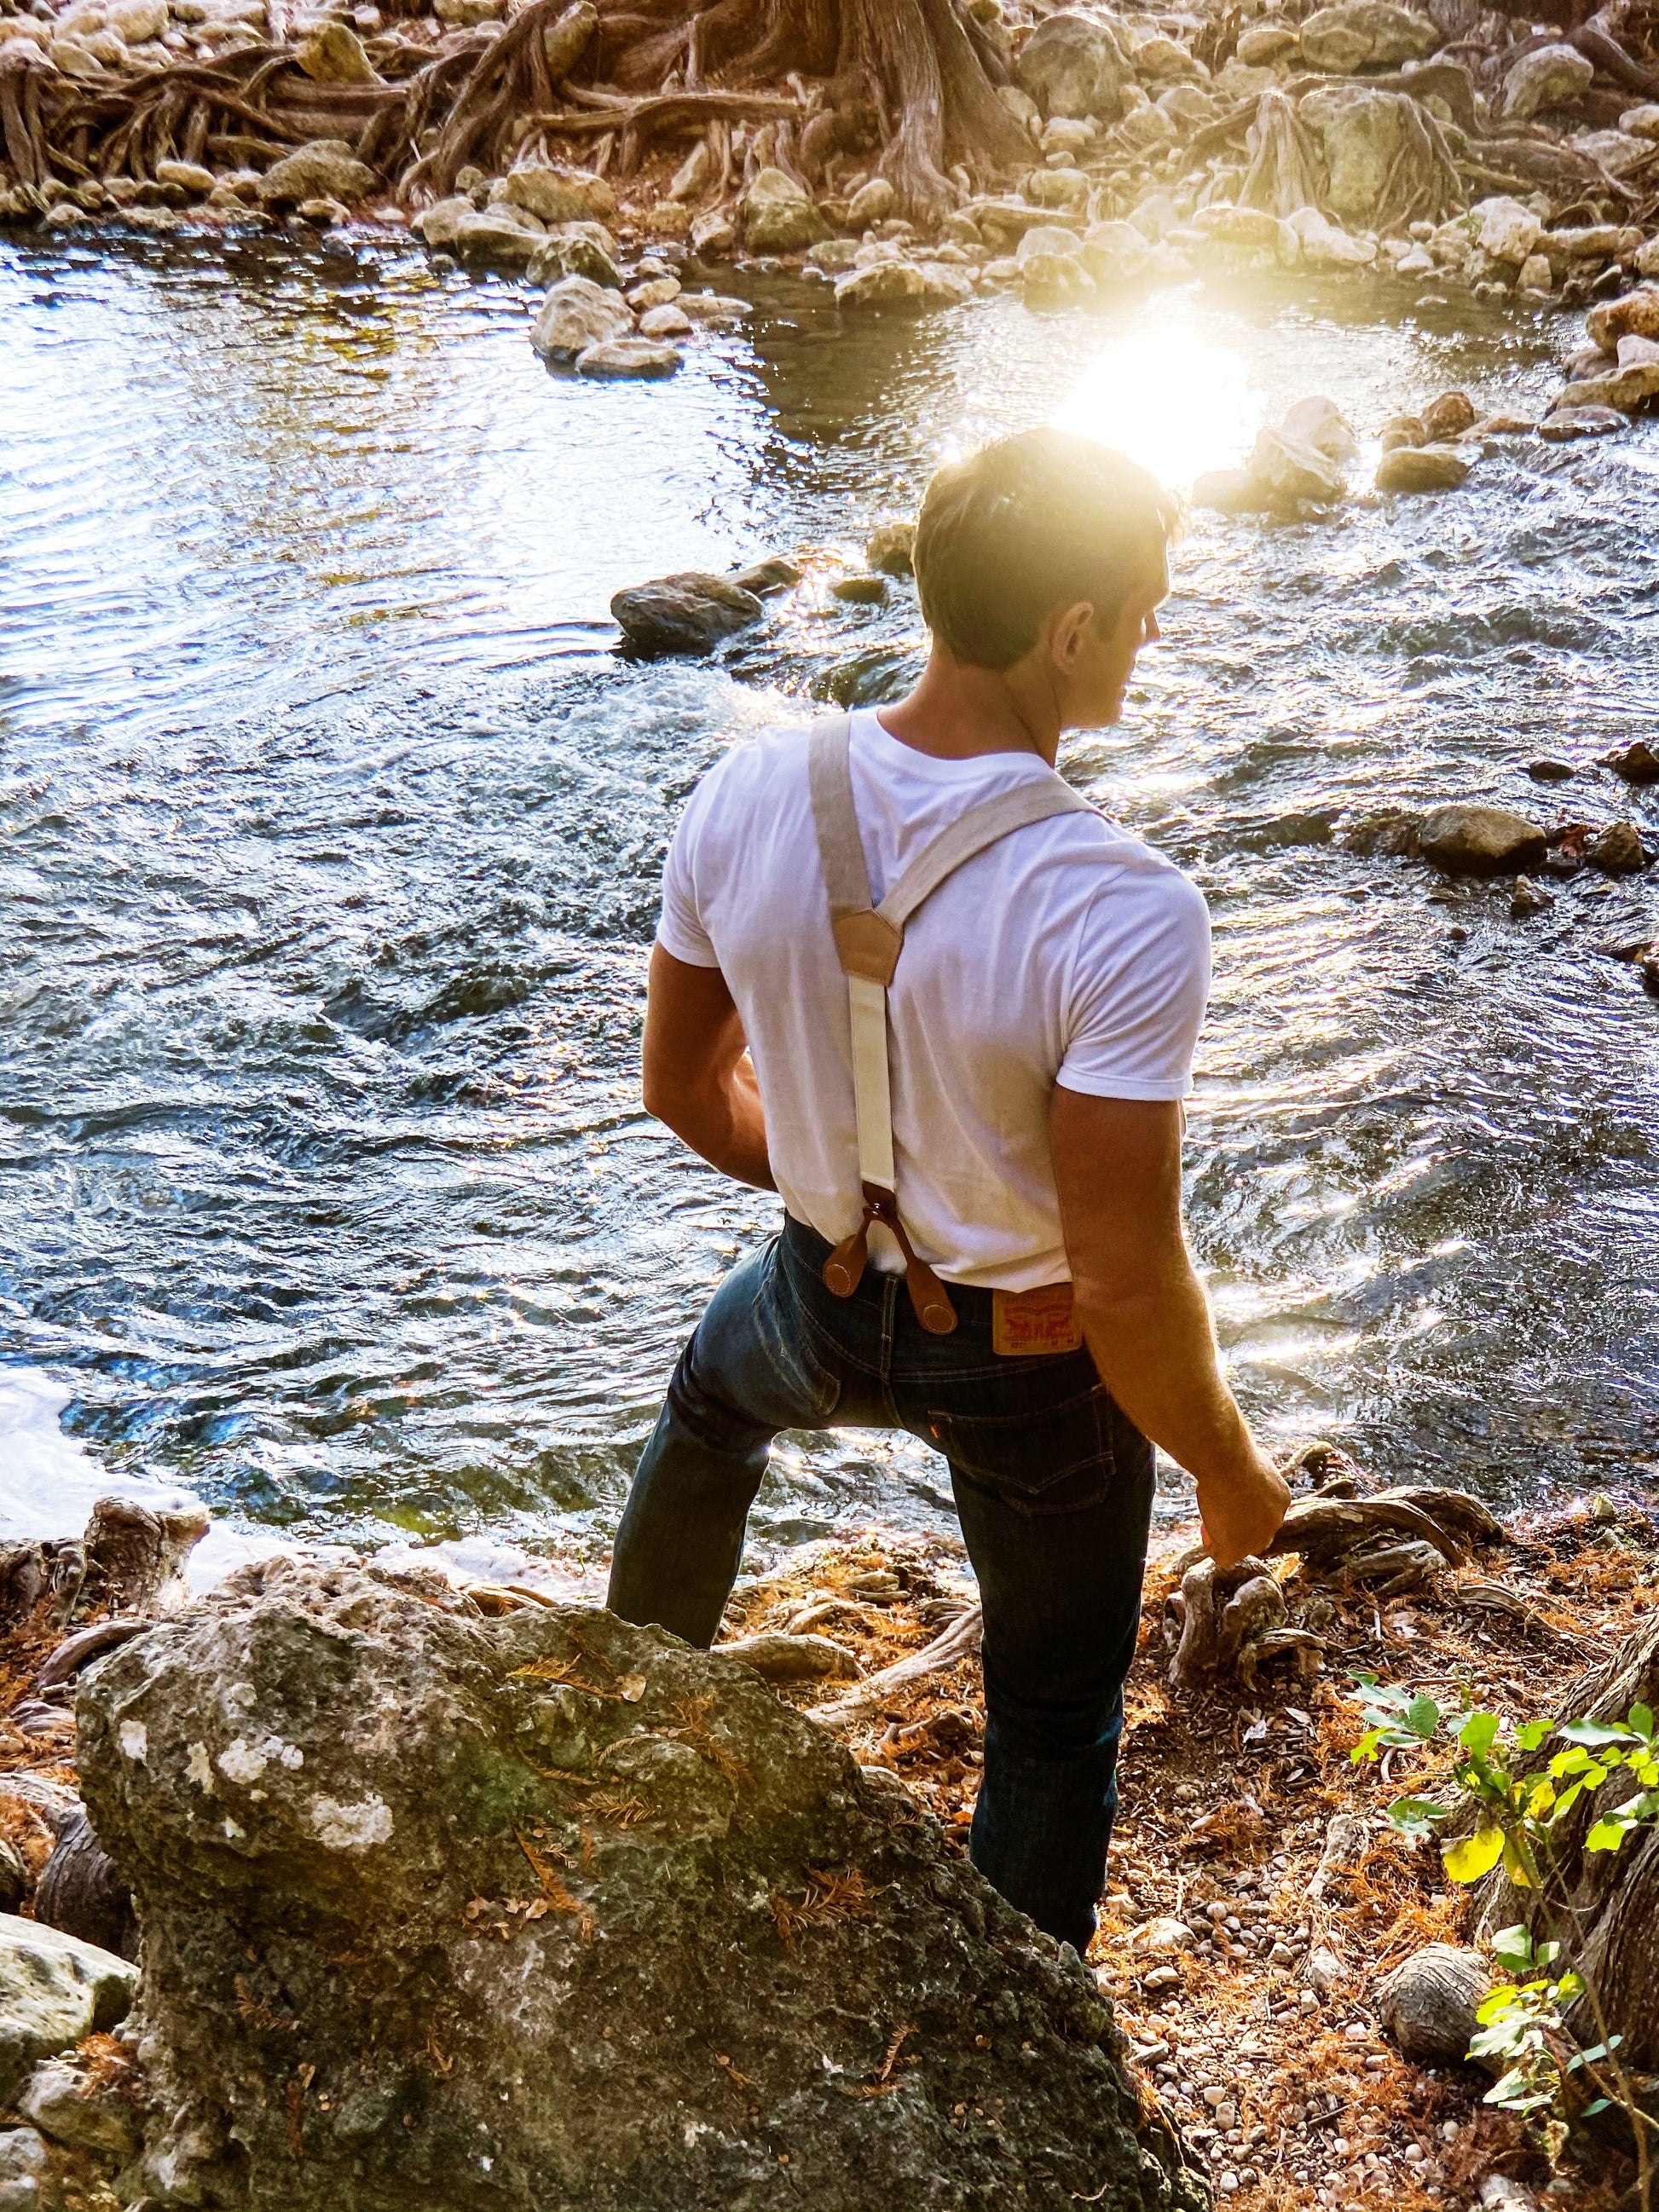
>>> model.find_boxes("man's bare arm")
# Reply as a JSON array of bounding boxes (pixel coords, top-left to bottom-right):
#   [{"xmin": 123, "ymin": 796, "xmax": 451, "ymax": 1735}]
[
  {"xmin": 640, "ymin": 944, "xmax": 775, "ymax": 1192},
  {"xmin": 1050, "ymin": 1087, "xmax": 1288, "ymax": 1568}
]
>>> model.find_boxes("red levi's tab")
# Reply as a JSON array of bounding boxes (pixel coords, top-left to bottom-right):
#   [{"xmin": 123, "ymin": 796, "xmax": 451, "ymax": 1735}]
[{"xmin": 991, "ymin": 1284, "xmax": 1083, "ymax": 1358}]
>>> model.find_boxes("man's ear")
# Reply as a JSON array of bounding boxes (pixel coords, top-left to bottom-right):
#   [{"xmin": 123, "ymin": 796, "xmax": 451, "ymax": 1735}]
[{"xmin": 1049, "ymin": 600, "xmax": 1098, "ymax": 670}]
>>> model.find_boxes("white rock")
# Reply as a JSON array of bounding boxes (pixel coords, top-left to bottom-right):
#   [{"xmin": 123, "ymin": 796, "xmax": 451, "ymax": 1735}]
[
  {"xmin": 742, "ymin": 165, "xmax": 826, "ymax": 252},
  {"xmin": 676, "ymin": 292, "xmax": 750, "ymax": 325},
  {"xmin": 498, "ymin": 162, "xmax": 615, "ymax": 226},
  {"xmin": 1082, "ymin": 217, "xmax": 1153, "ymax": 280},
  {"xmin": 1502, "ymin": 43, "xmax": 1593, "ymax": 122},
  {"xmin": 1280, "ymin": 393, "xmax": 1356, "ymax": 463},
  {"xmin": 1475, "ymin": 194, "xmax": 1541, "ymax": 266},
  {"xmin": 1621, "ymin": 104, "xmax": 1659, "ymax": 141},
  {"xmin": 575, "ymin": 338, "xmax": 683, "ymax": 378},
  {"xmin": 1569, "ymin": 129, "xmax": 1652, "ymax": 177},
  {"xmin": 1286, "ymin": 203, "xmax": 1377, "ymax": 265},
  {"xmin": 1617, "ymin": 332, "xmax": 1659, "ymax": 367},
  {"xmin": 846, "ymin": 176, "xmax": 895, "ymax": 226},
  {"xmin": 1517, "ymin": 251, "xmax": 1552, "ymax": 293},
  {"xmin": 638, "ymin": 303, "xmax": 691, "ymax": 338},
  {"xmin": 1298, "ymin": 0, "xmax": 1436, "ymax": 71},
  {"xmin": 530, "ymin": 273, "xmax": 633, "ymax": 360},
  {"xmin": 1014, "ymin": 222, "xmax": 1084, "ymax": 264},
  {"xmin": 1014, "ymin": 13, "xmax": 1128, "ymax": 120}
]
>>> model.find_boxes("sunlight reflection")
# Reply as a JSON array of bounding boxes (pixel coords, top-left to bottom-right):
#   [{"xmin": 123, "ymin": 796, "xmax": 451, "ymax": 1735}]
[{"xmin": 1049, "ymin": 322, "xmax": 1263, "ymax": 490}]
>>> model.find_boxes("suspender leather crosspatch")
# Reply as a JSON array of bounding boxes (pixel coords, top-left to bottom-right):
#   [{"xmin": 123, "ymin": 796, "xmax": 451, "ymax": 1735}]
[{"xmin": 807, "ymin": 714, "xmax": 1095, "ymax": 1337}]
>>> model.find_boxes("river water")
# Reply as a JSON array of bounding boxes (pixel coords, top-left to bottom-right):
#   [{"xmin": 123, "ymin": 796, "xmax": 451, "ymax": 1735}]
[{"xmin": 3, "ymin": 223, "xmax": 1657, "ymax": 1582}]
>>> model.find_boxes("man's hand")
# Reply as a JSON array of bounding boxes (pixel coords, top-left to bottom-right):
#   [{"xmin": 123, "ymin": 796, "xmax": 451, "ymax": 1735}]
[
  {"xmin": 1198, "ymin": 1448, "xmax": 1292, "ymax": 1571},
  {"xmin": 640, "ymin": 945, "xmax": 775, "ymax": 1191},
  {"xmin": 1051, "ymin": 1089, "xmax": 1286, "ymax": 1552}
]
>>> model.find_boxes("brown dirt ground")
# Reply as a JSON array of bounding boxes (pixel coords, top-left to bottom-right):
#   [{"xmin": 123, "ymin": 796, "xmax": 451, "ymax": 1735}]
[
  {"xmin": 3, "ymin": 1493, "xmax": 1653, "ymax": 2210},
  {"xmin": 719, "ymin": 1491, "xmax": 1659, "ymax": 2212}
]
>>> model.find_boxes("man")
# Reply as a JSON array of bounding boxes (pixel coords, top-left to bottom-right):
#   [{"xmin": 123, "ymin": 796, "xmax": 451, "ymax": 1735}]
[{"xmin": 607, "ymin": 427, "xmax": 1289, "ymax": 1955}]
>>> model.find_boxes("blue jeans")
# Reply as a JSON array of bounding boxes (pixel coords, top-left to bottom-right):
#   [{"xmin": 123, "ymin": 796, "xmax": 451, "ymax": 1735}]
[{"xmin": 607, "ymin": 1216, "xmax": 1154, "ymax": 1954}]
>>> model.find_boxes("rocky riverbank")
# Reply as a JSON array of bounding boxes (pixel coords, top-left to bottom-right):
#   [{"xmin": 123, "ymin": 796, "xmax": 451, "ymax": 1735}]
[
  {"xmin": 4, "ymin": 0, "xmax": 1659, "ymax": 403},
  {"xmin": 0, "ymin": 1463, "xmax": 1655, "ymax": 2209}
]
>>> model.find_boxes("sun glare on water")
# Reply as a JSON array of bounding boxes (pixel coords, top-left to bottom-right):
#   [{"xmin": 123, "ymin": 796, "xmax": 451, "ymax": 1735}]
[{"xmin": 1047, "ymin": 322, "xmax": 1265, "ymax": 490}]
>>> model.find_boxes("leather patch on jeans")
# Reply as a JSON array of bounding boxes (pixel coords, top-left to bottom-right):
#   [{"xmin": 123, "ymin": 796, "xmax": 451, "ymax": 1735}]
[{"xmin": 991, "ymin": 1283, "xmax": 1082, "ymax": 1357}]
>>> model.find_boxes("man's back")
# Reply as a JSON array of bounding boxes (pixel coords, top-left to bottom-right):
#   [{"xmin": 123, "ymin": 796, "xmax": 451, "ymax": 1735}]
[{"xmin": 656, "ymin": 706, "xmax": 1211, "ymax": 1290}]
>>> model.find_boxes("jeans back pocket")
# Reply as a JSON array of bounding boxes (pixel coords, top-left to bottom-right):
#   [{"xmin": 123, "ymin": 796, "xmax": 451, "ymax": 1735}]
[{"xmin": 925, "ymin": 1381, "xmax": 1117, "ymax": 1517}]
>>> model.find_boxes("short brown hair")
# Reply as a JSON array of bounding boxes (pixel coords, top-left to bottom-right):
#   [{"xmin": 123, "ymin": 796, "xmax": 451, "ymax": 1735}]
[{"xmin": 913, "ymin": 430, "xmax": 1176, "ymax": 671}]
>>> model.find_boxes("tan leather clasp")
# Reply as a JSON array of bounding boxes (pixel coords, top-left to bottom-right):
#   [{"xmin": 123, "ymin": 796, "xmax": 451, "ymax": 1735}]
[
  {"xmin": 821, "ymin": 1183, "xmax": 957, "ymax": 1336},
  {"xmin": 832, "ymin": 910, "xmax": 902, "ymax": 985}
]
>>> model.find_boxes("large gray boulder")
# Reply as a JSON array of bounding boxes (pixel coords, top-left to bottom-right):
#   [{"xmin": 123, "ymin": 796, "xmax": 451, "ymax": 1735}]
[
  {"xmin": 257, "ymin": 139, "xmax": 377, "ymax": 207},
  {"xmin": 741, "ymin": 167, "xmax": 827, "ymax": 252},
  {"xmin": 1298, "ymin": 0, "xmax": 1438, "ymax": 72},
  {"xmin": 1016, "ymin": 12, "xmax": 1129, "ymax": 118},
  {"xmin": 78, "ymin": 1561, "xmax": 1199, "ymax": 2212},
  {"xmin": 531, "ymin": 274, "xmax": 633, "ymax": 361},
  {"xmin": 0, "ymin": 1915, "xmax": 136, "ymax": 2105}
]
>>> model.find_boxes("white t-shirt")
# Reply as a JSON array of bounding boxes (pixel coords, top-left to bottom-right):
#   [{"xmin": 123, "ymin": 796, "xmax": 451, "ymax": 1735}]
[{"xmin": 656, "ymin": 707, "xmax": 1211, "ymax": 1291}]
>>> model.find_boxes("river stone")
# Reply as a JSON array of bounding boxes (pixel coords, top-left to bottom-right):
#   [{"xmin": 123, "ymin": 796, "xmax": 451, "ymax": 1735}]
[
  {"xmin": 834, "ymin": 259, "xmax": 958, "ymax": 309},
  {"xmin": 257, "ymin": 140, "xmax": 376, "ymax": 207},
  {"xmin": 1250, "ymin": 424, "xmax": 1345, "ymax": 502},
  {"xmin": 1375, "ymin": 442, "xmax": 1471, "ymax": 492},
  {"xmin": 530, "ymin": 275, "xmax": 632, "ymax": 361},
  {"xmin": 1552, "ymin": 361, "xmax": 1659, "ymax": 413},
  {"xmin": 1374, "ymin": 1945, "xmax": 1490, "ymax": 2064},
  {"xmin": 1420, "ymin": 804, "xmax": 1546, "ymax": 875},
  {"xmin": 413, "ymin": 194, "xmax": 472, "ymax": 249},
  {"xmin": 1300, "ymin": 86, "xmax": 1412, "ymax": 227},
  {"xmin": 1569, "ymin": 128, "xmax": 1651, "ymax": 176},
  {"xmin": 1132, "ymin": 32, "xmax": 1200, "ymax": 80},
  {"xmin": 676, "ymin": 291, "xmax": 750, "ymax": 325},
  {"xmin": 154, "ymin": 158, "xmax": 215, "ymax": 197},
  {"xmin": 528, "ymin": 223, "xmax": 622, "ymax": 288},
  {"xmin": 846, "ymin": 176, "xmax": 896, "ymax": 227},
  {"xmin": 865, "ymin": 521, "xmax": 916, "ymax": 576},
  {"xmin": 1475, "ymin": 195, "xmax": 1540, "ymax": 266},
  {"xmin": 76, "ymin": 1561, "xmax": 1199, "ymax": 2212},
  {"xmin": 637, "ymin": 303, "xmax": 691, "ymax": 338},
  {"xmin": 1015, "ymin": 222, "xmax": 1084, "ymax": 265},
  {"xmin": 451, "ymin": 207, "xmax": 543, "ymax": 265},
  {"xmin": 1194, "ymin": 202, "xmax": 1290, "ymax": 253},
  {"xmin": 18, "ymin": 2053, "xmax": 142, "ymax": 2157},
  {"xmin": 1281, "ymin": 393, "xmax": 1357, "ymax": 463},
  {"xmin": 743, "ymin": 166, "xmax": 827, "ymax": 252},
  {"xmin": 806, "ymin": 237, "xmax": 859, "ymax": 274},
  {"xmin": 107, "ymin": 0, "xmax": 166, "ymax": 38},
  {"xmin": 1016, "ymin": 14, "xmax": 1128, "ymax": 120},
  {"xmin": 499, "ymin": 161, "xmax": 614, "ymax": 227},
  {"xmin": 295, "ymin": 20, "xmax": 379, "ymax": 82},
  {"xmin": 1502, "ymin": 42, "xmax": 1593, "ymax": 120},
  {"xmin": 1287, "ymin": 204, "xmax": 1376, "ymax": 264},
  {"xmin": 1587, "ymin": 285, "xmax": 1659, "ymax": 350},
  {"xmin": 1237, "ymin": 20, "xmax": 1300, "ymax": 63},
  {"xmin": 1586, "ymin": 822, "xmax": 1649, "ymax": 874},
  {"xmin": 1421, "ymin": 389, "xmax": 1476, "ymax": 438},
  {"xmin": 1023, "ymin": 252, "xmax": 1096, "ymax": 303},
  {"xmin": 613, "ymin": 572, "xmax": 763, "ymax": 655},
  {"xmin": 575, "ymin": 337, "xmax": 681, "ymax": 378},
  {"xmin": 0, "ymin": 1915, "xmax": 136, "ymax": 2105},
  {"xmin": 1539, "ymin": 404, "xmax": 1625, "ymax": 440},
  {"xmin": 1601, "ymin": 739, "xmax": 1659, "ymax": 784},
  {"xmin": 542, "ymin": 0, "xmax": 595, "ymax": 79},
  {"xmin": 1084, "ymin": 218, "xmax": 1153, "ymax": 280},
  {"xmin": 1298, "ymin": 1, "xmax": 1437, "ymax": 72}
]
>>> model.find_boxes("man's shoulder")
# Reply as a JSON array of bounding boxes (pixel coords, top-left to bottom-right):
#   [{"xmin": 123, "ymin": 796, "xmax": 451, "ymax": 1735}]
[
  {"xmin": 681, "ymin": 718, "xmax": 820, "ymax": 826},
  {"xmin": 1064, "ymin": 816, "xmax": 1209, "ymax": 950}
]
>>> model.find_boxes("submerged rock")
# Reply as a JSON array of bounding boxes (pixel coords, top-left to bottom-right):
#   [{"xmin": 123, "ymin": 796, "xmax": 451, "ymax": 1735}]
[
  {"xmin": 78, "ymin": 1561, "xmax": 1197, "ymax": 2212},
  {"xmin": 1601, "ymin": 739, "xmax": 1659, "ymax": 785},
  {"xmin": 835, "ymin": 259, "xmax": 967, "ymax": 309},
  {"xmin": 865, "ymin": 521, "xmax": 916, "ymax": 576},
  {"xmin": 1539, "ymin": 404, "xmax": 1625, "ymax": 441},
  {"xmin": 575, "ymin": 337, "xmax": 682, "ymax": 378},
  {"xmin": 1586, "ymin": 822, "xmax": 1650, "ymax": 875},
  {"xmin": 1420, "ymin": 804, "xmax": 1546, "ymax": 876},
  {"xmin": 611, "ymin": 572, "xmax": 764, "ymax": 656},
  {"xmin": 0, "ymin": 1915, "xmax": 136, "ymax": 2104},
  {"xmin": 1374, "ymin": 443, "xmax": 1471, "ymax": 492}
]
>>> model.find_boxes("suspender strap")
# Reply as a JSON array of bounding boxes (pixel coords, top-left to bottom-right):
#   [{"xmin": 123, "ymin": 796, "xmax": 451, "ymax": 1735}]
[{"xmin": 807, "ymin": 715, "xmax": 1095, "ymax": 1333}]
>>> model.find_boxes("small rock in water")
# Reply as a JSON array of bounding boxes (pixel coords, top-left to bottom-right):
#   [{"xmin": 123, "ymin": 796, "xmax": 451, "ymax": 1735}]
[
  {"xmin": 1587, "ymin": 285, "xmax": 1659, "ymax": 351},
  {"xmin": 1511, "ymin": 877, "xmax": 1553, "ymax": 918},
  {"xmin": 153, "ymin": 158, "xmax": 215, "ymax": 197},
  {"xmin": 257, "ymin": 139, "xmax": 376, "ymax": 208},
  {"xmin": 1251, "ymin": 423, "xmax": 1346, "ymax": 504},
  {"xmin": 1192, "ymin": 467, "xmax": 1269, "ymax": 515},
  {"xmin": 1526, "ymin": 758, "xmax": 1577, "ymax": 781},
  {"xmin": 626, "ymin": 275, "xmax": 680, "ymax": 310},
  {"xmin": 1374, "ymin": 444, "xmax": 1471, "ymax": 493},
  {"xmin": 1379, "ymin": 412, "xmax": 1427, "ymax": 450},
  {"xmin": 575, "ymin": 338, "xmax": 681, "ymax": 379},
  {"xmin": 1421, "ymin": 390, "xmax": 1477, "ymax": 440},
  {"xmin": 638, "ymin": 303, "xmax": 691, "ymax": 338},
  {"xmin": 832, "ymin": 573, "xmax": 888, "ymax": 605},
  {"xmin": 1420, "ymin": 803, "xmax": 1546, "ymax": 876},
  {"xmin": 610, "ymin": 572, "xmax": 764, "ymax": 657},
  {"xmin": 676, "ymin": 291, "xmax": 750, "ymax": 325},
  {"xmin": 1600, "ymin": 739, "xmax": 1659, "ymax": 784},
  {"xmin": 743, "ymin": 166, "xmax": 827, "ymax": 253},
  {"xmin": 1586, "ymin": 822, "xmax": 1650, "ymax": 875},
  {"xmin": 835, "ymin": 260, "xmax": 964, "ymax": 311},
  {"xmin": 865, "ymin": 522, "xmax": 916, "ymax": 576},
  {"xmin": 726, "ymin": 556, "xmax": 801, "ymax": 597},
  {"xmin": 530, "ymin": 274, "xmax": 632, "ymax": 361},
  {"xmin": 1539, "ymin": 405, "xmax": 1625, "ymax": 442}
]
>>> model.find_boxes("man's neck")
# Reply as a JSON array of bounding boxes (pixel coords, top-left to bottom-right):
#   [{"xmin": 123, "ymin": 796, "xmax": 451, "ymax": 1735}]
[{"xmin": 876, "ymin": 647, "xmax": 1061, "ymax": 767}]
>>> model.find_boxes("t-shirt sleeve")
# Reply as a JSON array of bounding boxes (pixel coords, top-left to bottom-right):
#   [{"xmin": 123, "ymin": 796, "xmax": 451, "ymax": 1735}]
[
  {"xmin": 653, "ymin": 777, "xmax": 722, "ymax": 968},
  {"xmin": 1056, "ymin": 865, "xmax": 1211, "ymax": 1100}
]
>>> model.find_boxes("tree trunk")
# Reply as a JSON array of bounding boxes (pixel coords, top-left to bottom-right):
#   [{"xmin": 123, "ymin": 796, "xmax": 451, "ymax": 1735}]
[{"xmin": 1481, "ymin": 1611, "xmax": 1659, "ymax": 2073}]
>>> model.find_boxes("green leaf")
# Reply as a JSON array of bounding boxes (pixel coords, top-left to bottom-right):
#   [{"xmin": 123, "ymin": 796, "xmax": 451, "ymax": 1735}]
[
  {"xmin": 1516, "ymin": 1720, "xmax": 1550, "ymax": 1753},
  {"xmin": 1460, "ymin": 1711, "xmax": 1500, "ymax": 1758},
  {"xmin": 1407, "ymin": 1693, "xmax": 1442, "ymax": 1739},
  {"xmin": 1554, "ymin": 1972, "xmax": 1585, "ymax": 2005},
  {"xmin": 1628, "ymin": 1704, "xmax": 1653, "ymax": 1741},
  {"xmin": 1388, "ymin": 1795, "xmax": 1448, "ymax": 1838},
  {"xmin": 1582, "ymin": 2099, "xmax": 1611, "ymax": 2118},
  {"xmin": 1535, "ymin": 1941, "xmax": 1561, "ymax": 1970},
  {"xmin": 1445, "ymin": 1825, "xmax": 1507, "ymax": 1884},
  {"xmin": 1585, "ymin": 1818, "xmax": 1629, "ymax": 1852},
  {"xmin": 1549, "ymin": 1781, "xmax": 1585, "ymax": 1823},
  {"xmin": 1559, "ymin": 1718, "xmax": 1638, "ymax": 1749},
  {"xmin": 1490, "ymin": 1925, "xmax": 1534, "ymax": 1973},
  {"xmin": 1500, "ymin": 1834, "xmax": 1535, "ymax": 1888}
]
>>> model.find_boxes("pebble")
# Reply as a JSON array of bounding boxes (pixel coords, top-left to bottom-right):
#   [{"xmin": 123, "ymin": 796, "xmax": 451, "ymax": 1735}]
[{"xmin": 1526, "ymin": 758, "xmax": 1575, "ymax": 780}]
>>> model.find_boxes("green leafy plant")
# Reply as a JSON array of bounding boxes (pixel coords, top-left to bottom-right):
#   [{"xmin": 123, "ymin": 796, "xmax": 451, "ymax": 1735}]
[{"xmin": 1350, "ymin": 1678, "xmax": 1659, "ymax": 2208}]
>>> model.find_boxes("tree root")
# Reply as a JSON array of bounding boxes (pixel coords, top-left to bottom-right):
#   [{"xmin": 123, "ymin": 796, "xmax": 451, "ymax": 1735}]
[{"xmin": 808, "ymin": 1603, "xmax": 984, "ymax": 1729}]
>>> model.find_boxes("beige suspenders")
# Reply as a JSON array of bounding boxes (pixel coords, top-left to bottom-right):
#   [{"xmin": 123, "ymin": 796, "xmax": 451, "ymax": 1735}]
[{"xmin": 806, "ymin": 715, "xmax": 1095, "ymax": 1338}]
